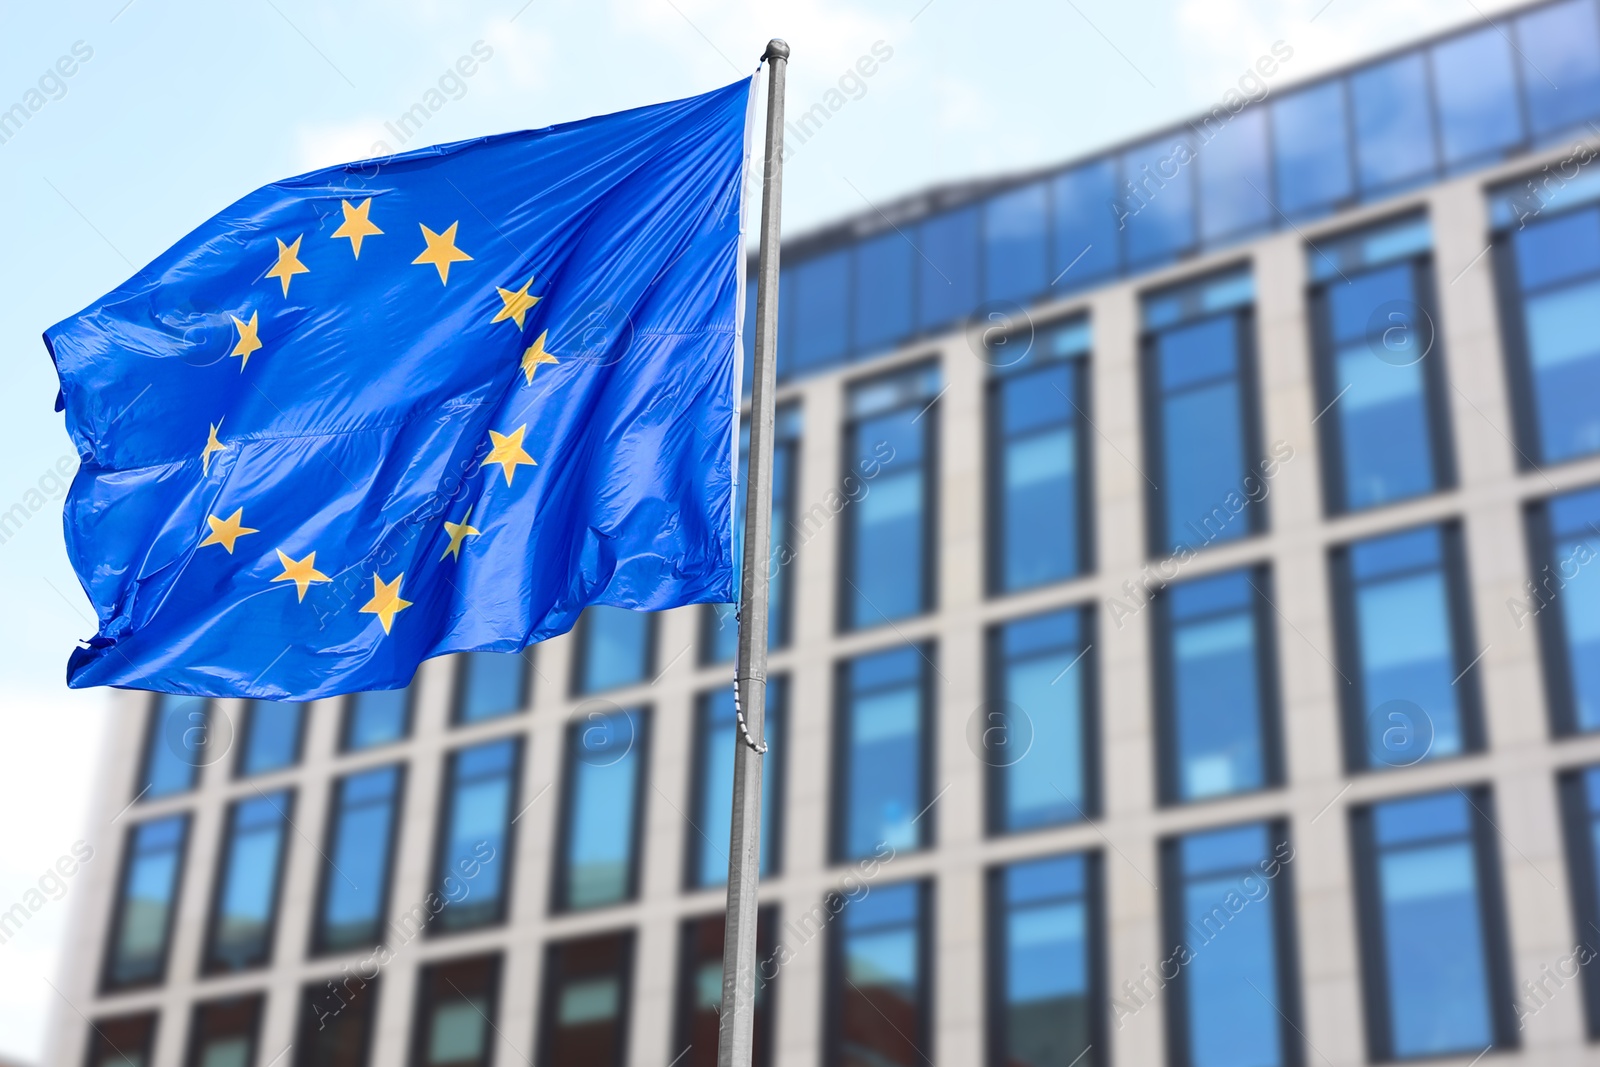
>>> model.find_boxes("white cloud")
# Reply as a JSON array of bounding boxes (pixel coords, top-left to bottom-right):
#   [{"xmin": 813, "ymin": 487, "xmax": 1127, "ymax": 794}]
[{"xmin": 294, "ymin": 117, "xmax": 393, "ymax": 172}]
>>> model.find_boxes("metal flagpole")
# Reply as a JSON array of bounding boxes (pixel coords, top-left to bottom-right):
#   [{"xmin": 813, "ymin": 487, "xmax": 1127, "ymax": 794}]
[{"xmin": 717, "ymin": 37, "xmax": 788, "ymax": 1067}]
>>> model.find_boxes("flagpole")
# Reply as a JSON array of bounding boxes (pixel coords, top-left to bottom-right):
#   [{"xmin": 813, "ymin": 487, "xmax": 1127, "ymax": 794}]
[{"xmin": 718, "ymin": 37, "xmax": 788, "ymax": 1067}]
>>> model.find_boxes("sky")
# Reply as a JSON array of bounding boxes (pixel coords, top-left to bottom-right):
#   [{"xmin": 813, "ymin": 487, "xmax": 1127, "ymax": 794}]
[{"xmin": 0, "ymin": 0, "xmax": 1528, "ymax": 1060}]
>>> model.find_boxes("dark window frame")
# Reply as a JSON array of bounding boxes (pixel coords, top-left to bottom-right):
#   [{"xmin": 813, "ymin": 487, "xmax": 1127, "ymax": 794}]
[
  {"xmin": 983, "ymin": 851, "xmax": 1106, "ymax": 1067},
  {"xmin": 1557, "ymin": 765, "xmax": 1600, "ymax": 1037},
  {"xmin": 549, "ymin": 705, "xmax": 653, "ymax": 913},
  {"xmin": 983, "ymin": 318, "xmax": 1097, "ymax": 596},
  {"xmin": 136, "ymin": 692, "xmax": 210, "ymax": 800},
  {"xmin": 570, "ymin": 609, "xmax": 660, "ymax": 697},
  {"xmin": 824, "ymin": 878, "xmax": 935, "ymax": 1067},
  {"xmin": 837, "ymin": 360, "xmax": 942, "ymax": 633},
  {"xmin": 536, "ymin": 929, "xmax": 637, "ymax": 1067},
  {"xmin": 427, "ymin": 736, "xmax": 523, "ymax": 935},
  {"xmin": 339, "ymin": 687, "xmax": 415, "ymax": 752},
  {"xmin": 1525, "ymin": 491, "xmax": 1600, "ymax": 736},
  {"xmin": 684, "ymin": 678, "xmax": 787, "ymax": 890},
  {"xmin": 1306, "ymin": 237, "xmax": 1457, "ymax": 516},
  {"xmin": 83, "ymin": 1012, "xmax": 159, "ymax": 1067},
  {"xmin": 672, "ymin": 907, "xmax": 779, "ymax": 1067},
  {"xmin": 830, "ymin": 644, "xmax": 937, "ymax": 864},
  {"xmin": 183, "ymin": 993, "xmax": 264, "ymax": 1067},
  {"xmin": 699, "ymin": 404, "xmax": 804, "ymax": 664},
  {"xmin": 983, "ymin": 604, "xmax": 1101, "ymax": 834},
  {"xmin": 1158, "ymin": 819, "xmax": 1303, "ymax": 1067},
  {"xmin": 100, "ymin": 812, "xmax": 191, "ymax": 993},
  {"xmin": 201, "ymin": 788, "xmax": 295, "ymax": 974},
  {"xmin": 1149, "ymin": 564, "xmax": 1286, "ymax": 806},
  {"xmin": 1490, "ymin": 191, "xmax": 1600, "ymax": 469},
  {"xmin": 1328, "ymin": 520, "xmax": 1487, "ymax": 773},
  {"xmin": 450, "ymin": 652, "xmax": 533, "ymax": 726},
  {"xmin": 408, "ymin": 953, "xmax": 504, "ymax": 1067},
  {"xmin": 1138, "ymin": 271, "xmax": 1268, "ymax": 559},
  {"xmin": 1348, "ymin": 783, "xmax": 1520, "ymax": 1060},
  {"xmin": 293, "ymin": 973, "xmax": 381, "ymax": 1067},
  {"xmin": 309, "ymin": 763, "xmax": 408, "ymax": 957},
  {"xmin": 233, "ymin": 700, "xmax": 308, "ymax": 779}
]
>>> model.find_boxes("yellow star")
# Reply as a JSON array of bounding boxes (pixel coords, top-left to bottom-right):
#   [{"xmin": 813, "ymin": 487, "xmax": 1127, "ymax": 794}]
[
  {"xmin": 492, "ymin": 277, "xmax": 540, "ymax": 329},
  {"xmin": 264, "ymin": 235, "xmax": 311, "ymax": 297},
  {"xmin": 198, "ymin": 508, "xmax": 259, "ymax": 554},
  {"xmin": 331, "ymin": 198, "xmax": 383, "ymax": 259},
  {"xmin": 201, "ymin": 420, "xmax": 227, "ymax": 475},
  {"xmin": 412, "ymin": 222, "xmax": 472, "ymax": 284},
  {"xmin": 230, "ymin": 312, "xmax": 263, "ymax": 370},
  {"xmin": 441, "ymin": 507, "xmax": 482, "ymax": 561},
  {"xmin": 271, "ymin": 549, "xmax": 330, "ymax": 602},
  {"xmin": 521, "ymin": 330, "xmax": 560, "ymax": 384},
  {"xmin": 359, "ymin": 572, "xmax": 412, "ymax": 634},
  {"xmin": 481, "ymin": 425, "xmax": 537, "ymax": 486}
]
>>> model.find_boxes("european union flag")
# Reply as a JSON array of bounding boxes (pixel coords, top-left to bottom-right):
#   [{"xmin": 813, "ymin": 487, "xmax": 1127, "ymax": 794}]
[{"xmin": 45, "ymin": 78, "xmax": 755, "ymax": 700}]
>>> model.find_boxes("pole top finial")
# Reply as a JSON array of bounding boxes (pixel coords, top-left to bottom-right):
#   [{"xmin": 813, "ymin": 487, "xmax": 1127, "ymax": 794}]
[{"xmin": 764, "ymin": 39, "xmax": 790, "ymax": 62}]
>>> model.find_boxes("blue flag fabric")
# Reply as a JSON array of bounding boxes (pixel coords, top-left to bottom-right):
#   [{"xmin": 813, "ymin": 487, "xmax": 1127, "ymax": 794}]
[{"xmin": 45, "ymin": 77, "xmax": 754, "ymax": 700}]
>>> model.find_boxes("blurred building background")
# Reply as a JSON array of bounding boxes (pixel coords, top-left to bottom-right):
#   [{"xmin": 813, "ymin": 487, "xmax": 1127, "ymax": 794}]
[{"xmin": 43, "ymin": 0, "xmax": 1600, "ymax": 1063}]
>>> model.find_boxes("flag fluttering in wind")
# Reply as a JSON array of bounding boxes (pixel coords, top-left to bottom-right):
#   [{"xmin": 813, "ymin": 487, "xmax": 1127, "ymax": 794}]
[{"xmin": 45, "ymin": 77, "xmax": 754, "ymax": 700}]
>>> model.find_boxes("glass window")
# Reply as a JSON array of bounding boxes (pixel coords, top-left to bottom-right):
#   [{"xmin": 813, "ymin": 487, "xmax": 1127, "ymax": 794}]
[
  {"xmin": 1352, "ymin": 788, "xmax": 1515, "ymax": 1058},
  {"xmin": 454, "ymin": 651, "xmax": 528, "ymax": 724},
  {"xmin": 1122, "ymin": 133, "xmax": 1197, "ymax": 268},
  {"xmin": 842, "ymin": 364, "xmax": 940, "ymax": 629},
  {"xmin": 556, "ymin": 707, "xmax": 647, "ymax": 910},
  {"xmin": 917, "ymin": 207, "xmax": 980, "ymax": 333},
  {"xmin": 433, "ymin": 738, "xmax": 520, "ymax": 931},
  {"xmin": 103, "ymin": 814, "xmax": 188, "ymax": 990},
  {"xmin": 1558, "ymin": 765, "xmax": 1600, "ymax": 1034},
  {"xmin": 1517, "ymin": 0, "xmax": 1600, "ymax": 140},
  {"xmin": 790, "ymin": 249, "xmax": 851, "ymax": 373},
  {"xmin": 185, "ymin": 995, "xmax": 262, "ymax": 1067},
  {"xmin": 1499, "ymin": 202, "xmax": 1600, "ymax": 463},
  {"xmin": 675, "ymin": 909, "xmax": 777, "ymax": 1067},
  {"xmin": 989, "ymin": 607, "xmax": 1094, "ymax": 833},
  {"xmin": 854, "ymin": 231, "xmax": 915, "ymax": 357},
  {"xmin": 985, "ymin": 182, "xmax": 1049, "ymax": 304},
  {"xmin": 295, "ymin": 975, "xmax": 380, "ymax": 1067},
  {"xmin": 835, "ymin": 646, "xmax": 929, "ymax": 861},
  {"xmin": 1432, "ymin": 25, "xmax": 1524, "ymax": 168},
  {"xmin": 85, "ymin": 1013, "xmax": 157, "ymax": 1067},
  {"xmin": 829, "ymin": 881, "xmax": 930, "ymax": 1067},
  {"xmin": 574, "ymin": 607, "xmax": 654, "ymax": 694},
  {"xmin": 689, "ymin": 680, "xmax": 784, "ymax": 887},
  {"xmin": 236, "ymin": 700, "xmax": 305, "ymax": 776},
  {"xmin": 988, "ymin": 854, "xmax": 1098, "ymax": 1067},
  {"xmin": 1141, "ymin": 269, "xmax": 1262, "ymax": 557},
  {"xmin": 988, "ymin": 318, "xmax": 1091, "ymax": 593},
  {"xmin": 412, "ymin": 955, "xmax": 501, "ymax": 1067},
  {"xmin": 1309, "ymin": 216, "xmax": 1451, "ymax": 512},
  {"xmin": 138, "ymin": 693, "xmax": 208, "ymax": 800},
  {"xmin": 314, "ymin": 764, "xmax": 404, "ymax": 954},
  {"xmin": 1333, "ymin": 524, "xmax": 1481, "ymax": 770},
  {"xmin": 1162, "ymin": 822, "xmax": 1298, "ymax": 1067},
  {"xmin": 704, "ymin": 406, "xmax": 801, "ymax": 664},
  {"xmin": 538, "ymin": 931, "xmax": 634, "ymax": 1067},
  {"xmin": 1350, "ymin": 54, "xmax": 1437, "ymax": 195},
  {"xmin": 1052, "ymin": 159, "xmax": 1121, "ymax": 291},
  {"xmin": 1195, "ymin": 106, "xmax": 1272, "ymax": 244},
  {"xmin": 1155, "ymin": 567, "xmax": 1279, "ymax": 803},
  {"xmin": 204, "ymin": 790, "xmax": 291, "ymax": 973},
  {"xmin": 1528, "ymin": 486, "xmax": 1600, "ymax": 733},
  {"xmin": 1272, "ymin": 81, "xmax": 1353, "ymax": 219},
  {"xmin": 342, "ymin": 686, "xmax": 412, "ymax": 751}
]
